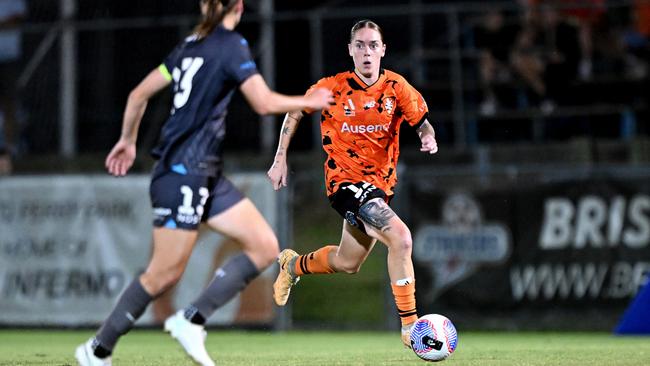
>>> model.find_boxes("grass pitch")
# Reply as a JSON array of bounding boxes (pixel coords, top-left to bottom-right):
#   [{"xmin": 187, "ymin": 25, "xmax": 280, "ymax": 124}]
[{"xmin": 0, "ymin": 329, "xmax": 648, "ymax": 365}]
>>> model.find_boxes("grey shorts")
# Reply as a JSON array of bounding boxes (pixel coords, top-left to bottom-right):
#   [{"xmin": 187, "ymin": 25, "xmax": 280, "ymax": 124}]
[{"xmin": 150, "ymin": 170, "xmax": 244, "ymax": 230}]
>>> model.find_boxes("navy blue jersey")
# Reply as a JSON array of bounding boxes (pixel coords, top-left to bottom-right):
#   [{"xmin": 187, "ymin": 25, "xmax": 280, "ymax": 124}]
[{"xmin": 151, "ymin": 25, "xmax": 259, "ymax": 176}]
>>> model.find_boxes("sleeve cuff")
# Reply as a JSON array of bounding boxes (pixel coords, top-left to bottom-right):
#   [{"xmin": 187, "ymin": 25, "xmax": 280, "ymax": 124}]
[{"xmin": 413, "ymin": 112, "xmax": 429, "ymax": 129}]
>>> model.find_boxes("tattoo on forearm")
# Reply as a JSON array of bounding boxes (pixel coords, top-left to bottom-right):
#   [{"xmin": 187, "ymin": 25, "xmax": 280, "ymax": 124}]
[
  {"xmin": 282, "ymin": 126, "xmax": 291, "ymax": 135},
  {"xmin": 358, "ymin": 200, "xmax": 395, "ymax": 232}
]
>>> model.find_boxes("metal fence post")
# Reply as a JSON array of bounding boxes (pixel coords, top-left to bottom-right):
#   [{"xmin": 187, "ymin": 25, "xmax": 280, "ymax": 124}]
[
  {"xmin": 447, "ymin": 7, "xmax": 466, "ymax": 148},
  {"xmin": 309, "ymin": 11, "xmax": 324, "ymax": 151},
  {"xmin": 260, "ymin": 0, "xmax": 276, "ymax": 154},
  {"xmin": 60, "ymin": 0, "xmax": 77, "ymax": 158}
]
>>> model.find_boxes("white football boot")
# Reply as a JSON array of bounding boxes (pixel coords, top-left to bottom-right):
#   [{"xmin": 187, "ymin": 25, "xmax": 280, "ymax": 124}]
[
  {"xmin": 74, "ymin": 338, "xmax": 112, "ymax": 366},
  {"xmin": 164, "ymin": 310, "xmax": 215, "ymax": 366}
]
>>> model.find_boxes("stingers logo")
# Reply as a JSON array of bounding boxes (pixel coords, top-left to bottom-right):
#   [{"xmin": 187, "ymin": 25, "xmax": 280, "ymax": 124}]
[{"xmin": 413, "ymin": 193, "xmax": 511, "ymax": 299}]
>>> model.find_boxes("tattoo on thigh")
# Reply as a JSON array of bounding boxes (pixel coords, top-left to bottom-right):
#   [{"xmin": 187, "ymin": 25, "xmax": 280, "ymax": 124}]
[{"xmin": 358, "ymin": 200, "xmax": 395, "ymax": 232}]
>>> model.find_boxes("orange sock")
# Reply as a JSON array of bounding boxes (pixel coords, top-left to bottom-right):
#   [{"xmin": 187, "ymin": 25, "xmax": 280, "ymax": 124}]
[
  {"xmin": 293, "ymin": 245, "xmax": 337, "ymax": 275},
  {"xmin": 391, "ymin": 281, "xmax": 417, "ymax": 326}
]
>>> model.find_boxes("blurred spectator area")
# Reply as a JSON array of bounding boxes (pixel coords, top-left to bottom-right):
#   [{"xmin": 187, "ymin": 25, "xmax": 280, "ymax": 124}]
[
  {"xmin": 4, "ymin": 0, "xmax": 650, "ymax": 173},
  {"xmin": 460, "ymin": 0, "xmax": 649, "ymax": 144}
]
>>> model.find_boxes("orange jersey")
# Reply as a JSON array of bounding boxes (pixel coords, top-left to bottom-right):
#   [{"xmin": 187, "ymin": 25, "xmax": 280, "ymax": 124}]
[{"xmin": 306, "ymin": 69, "xmax": 428, "ymax": 196}]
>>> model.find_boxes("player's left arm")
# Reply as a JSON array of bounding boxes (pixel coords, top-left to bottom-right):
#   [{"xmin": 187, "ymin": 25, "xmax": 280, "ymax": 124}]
[
  {"xmin": 106, "ymin": 67, "xmax": 170, "ymax": 176},
  {"xmin": 416, "ymin": 119, "xmax": 438, "ymax": 154},
  {"xmin": 394, "ymin": 76, "xmax": 438, "ymax": 155},
  {"xmin": 267, "ymin": 110, "xmax": 304, "ymax": 190}
]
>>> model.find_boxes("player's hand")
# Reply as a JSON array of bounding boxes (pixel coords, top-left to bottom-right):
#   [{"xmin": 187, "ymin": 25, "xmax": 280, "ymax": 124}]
[
  {"xmin": 267, "ymin": 159, "xmax": 288, "ymax": 190},
  {"xmin": 105, "ymin": 138, "xmax": 136, "ymax": 177},
  {"xmin": 420, "ymin": 134, "xmax": 438, "ymax": 154},
  {"xmin": 306, "ymin": 87, "xmax": 334, "ymax": 111}
]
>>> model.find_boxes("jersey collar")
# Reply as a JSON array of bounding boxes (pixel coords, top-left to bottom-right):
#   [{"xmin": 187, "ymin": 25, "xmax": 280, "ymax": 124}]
[{"xmin": 350, "ymin": 68, "xmax": 386, "ymax": 92}]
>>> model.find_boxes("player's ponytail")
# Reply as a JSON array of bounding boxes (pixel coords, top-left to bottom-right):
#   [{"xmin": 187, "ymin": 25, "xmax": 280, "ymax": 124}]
[{"xmin": 194, "ymin": 0, "xmax": 240, "ymax": 39}]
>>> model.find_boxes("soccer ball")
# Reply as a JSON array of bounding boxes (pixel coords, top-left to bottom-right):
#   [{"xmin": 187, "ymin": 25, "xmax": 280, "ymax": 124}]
[{"xmin": 410, "ymin": 314, "xmax": 458, "ymax": 362}]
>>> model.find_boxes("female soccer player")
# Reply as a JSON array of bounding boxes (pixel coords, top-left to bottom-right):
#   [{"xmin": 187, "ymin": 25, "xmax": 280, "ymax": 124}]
[
  {"xmin": 75, "ymin": 1, "xmax": 332, "ymax": 365},
  {"xmin": 267, "ymin": 19, "xmax": 438, "ymax": 349}
]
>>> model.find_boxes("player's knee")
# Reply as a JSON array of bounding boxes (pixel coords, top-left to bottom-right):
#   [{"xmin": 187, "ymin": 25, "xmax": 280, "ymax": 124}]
[
  {"xmin": 254, "ymin": 234, "xmax": 280, "ymax": 267},
  {"xmin": 160, "ymin": 269, "xmax": 185, "ymax": 292},
  {"xmin": 389, "ymin": 231, "xmax": 413, "ymax": 255},
  {"xmin": 141, "ymin": 267, "xmax": 184, "ymax": 296},
  {"xmin": 260, "ymin": 248, "xmax": 280, "ymax": 268},
  {"xmin": 337, "ymin": 260, "xmax": 362, "ymax": 274},
  {"xmin": 400, "ymin": 234, "xmax": 413, "ymax": 253},
  {"xmin": 341, "ymin": 265, "xmax": 361, "ymax": 274}
]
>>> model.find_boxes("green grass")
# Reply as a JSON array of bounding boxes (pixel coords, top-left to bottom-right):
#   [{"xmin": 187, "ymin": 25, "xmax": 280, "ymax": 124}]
[
  {"xmin": 1, "ymin": 329, "xmax": 649, "ymax": 365},
  {"xmin": 291, "ymin": 197, "xmax": 389, "ymax": 327}
]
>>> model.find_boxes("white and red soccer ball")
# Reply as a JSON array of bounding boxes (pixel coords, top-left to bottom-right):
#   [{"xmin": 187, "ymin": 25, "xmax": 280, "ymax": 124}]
[{"xmin": 410, "ymin": 314, "xmax": 458, "ymax": 362}]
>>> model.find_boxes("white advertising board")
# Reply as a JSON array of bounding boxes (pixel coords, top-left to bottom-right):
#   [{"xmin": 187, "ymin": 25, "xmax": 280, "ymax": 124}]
[{"xmin": 0, "ymin": 174, "xmax": 277, "ymax": 326}]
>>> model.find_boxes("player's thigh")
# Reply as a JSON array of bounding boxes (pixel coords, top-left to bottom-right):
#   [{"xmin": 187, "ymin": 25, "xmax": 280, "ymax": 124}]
[
  {"xmin": 139, "ymin": 227, "xmax": 198, "ymax": 295},
  {"xmin": 206, "ymin": 197, "xmax": 279, "ymax": 266},
  {"xmin": 147, "ymin": 171, "xmax": 204, "ymax": 285},
  {"xmin": 206, "ymin": 197, "xmax": 274, "ymax": 243},
  {"xmin": 199, "ymin": 175, "xmax": 270, "ymax": 244},
  {"xmin": 359, "ymin": 198, "xmax": 412, "ymax": 250},
  {"xmin": 148, "ymin": 227, "xmax": 199, "ymax": 276},
  {"xmin": 337, "ymin": 220, "xmax": 376, "ymax": 269}
]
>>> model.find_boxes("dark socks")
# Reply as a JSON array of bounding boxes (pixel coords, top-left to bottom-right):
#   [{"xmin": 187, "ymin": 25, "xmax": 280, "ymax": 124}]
[
  {"xmin": 94, "ymin": 278, "xmax": 152, "ymax": 356},
  {"xmin": 185, "ymin": 305, "xmax": 206, "ymax": 325},
  {"xmin": 91, "ymin": 338, "xmax": 112, "ymax": 358},
  {"xmin": 185, "ymin": 253, "xmax": 260, "ymax": 325}
]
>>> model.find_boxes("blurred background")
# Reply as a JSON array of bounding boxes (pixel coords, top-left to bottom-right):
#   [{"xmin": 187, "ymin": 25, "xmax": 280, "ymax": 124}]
[{"xmin": 0, "ymin": 0, "xmax": 649, "ymax": 333}]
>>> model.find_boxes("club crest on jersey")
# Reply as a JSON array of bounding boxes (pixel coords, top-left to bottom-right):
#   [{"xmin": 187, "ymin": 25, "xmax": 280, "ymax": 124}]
[{"xmin": 384, "ymin": 97, "xmax": 395, "ymax": 115}]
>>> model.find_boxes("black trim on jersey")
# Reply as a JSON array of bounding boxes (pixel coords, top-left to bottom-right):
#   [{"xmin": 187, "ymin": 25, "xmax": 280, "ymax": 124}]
[
  {"xmin": 347, "ymin": 77, "xmax": 365, "ymax": 91},
  {"xmin": 349, "ymin": 68, "xmax": 385, "ymax": 91},
  {"xmin": 413, "ymin": 112, "xmax": 429, "ymax": 130}
]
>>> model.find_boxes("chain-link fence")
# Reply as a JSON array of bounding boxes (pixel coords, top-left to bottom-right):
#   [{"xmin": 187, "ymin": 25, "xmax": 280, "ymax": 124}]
[{"xmin": 1, "ymin": 0, "xmax": 647, "ymax": 168}]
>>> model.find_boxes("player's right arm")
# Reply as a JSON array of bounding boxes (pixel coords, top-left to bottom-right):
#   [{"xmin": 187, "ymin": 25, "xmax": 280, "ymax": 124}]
[
  {"xmin": 266, "ymin": 110, "xmax": 304, "ymax": 190},
  {"xmin": 228, "ymin": 35, "xmax": 332, "ymax": 115},
  {"xmin": 106, "ymin": 66, "xmax": 170, "ymax": 177},
  {"xmin": 239, "ymin": 75, "xmax": 332, "ymax": 115}
]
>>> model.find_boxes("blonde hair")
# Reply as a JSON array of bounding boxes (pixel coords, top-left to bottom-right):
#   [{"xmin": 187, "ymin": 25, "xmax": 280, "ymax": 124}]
[{"xmin": 350, "ymin": 19, "xmax": 384, "ymax": 42}]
